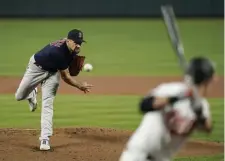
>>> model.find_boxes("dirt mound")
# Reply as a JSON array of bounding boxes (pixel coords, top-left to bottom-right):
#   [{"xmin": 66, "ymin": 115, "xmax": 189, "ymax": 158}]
[{"xmin": 0, "ymin": 128, "xmax": 223, "ymax": 161}]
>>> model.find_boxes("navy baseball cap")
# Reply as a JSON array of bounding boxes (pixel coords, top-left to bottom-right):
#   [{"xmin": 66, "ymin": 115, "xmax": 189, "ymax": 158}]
[{"xmin": 67, "ymin": 29, "xmax": 86, "ymax": 45}]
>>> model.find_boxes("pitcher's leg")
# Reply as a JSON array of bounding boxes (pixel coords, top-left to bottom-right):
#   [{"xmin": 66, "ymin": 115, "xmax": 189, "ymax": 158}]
[
  {"xmin": 15, "ymin": 55, "xmax": 48, "ymax": 101},
  {"xmin": 15, "ymin": 76, "xmax": 37, "ymax": 101},
  {"xmin": 39, "ymin": 72, "xmax": 60, "ymax": 150},
  {"xmin": 15, "ymin": 55, "xmax": 49, "ymax": 112}
]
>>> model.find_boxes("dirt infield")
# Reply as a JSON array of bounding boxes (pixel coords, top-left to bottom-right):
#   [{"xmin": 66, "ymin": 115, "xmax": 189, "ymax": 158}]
[
  {"xmin": 0, "ymin": 76, "xmax": 223, "ymax": 97},
  {"xmin": 0, "ymin": 76, "xmax": 223, "ymax": 160},
  {"xmin": 0, "ymin": 128, "xmax": 223, "ymax": 161}
]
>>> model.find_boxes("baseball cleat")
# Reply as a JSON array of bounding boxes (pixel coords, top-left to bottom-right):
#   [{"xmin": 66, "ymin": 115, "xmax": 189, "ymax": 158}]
[
  {"xmin": 28, "ymin": 87, "xmax": 38, "ymax": 112},
  {"xmin": 40, "ymin": 139, "xmax": 51, "ymax": 151}
]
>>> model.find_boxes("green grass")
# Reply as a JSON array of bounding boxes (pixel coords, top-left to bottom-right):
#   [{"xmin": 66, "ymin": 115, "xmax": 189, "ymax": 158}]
[
  {"xmin": 0, "ymin": 95, "xmax": 223, "ymax": 143},
  {"xmin": 0, "ymin": 18, "xmax": 223, "ymax": 76},
  {"xmin": 0, "ymin": 94, "xmax": 223, "ymax": 160}
]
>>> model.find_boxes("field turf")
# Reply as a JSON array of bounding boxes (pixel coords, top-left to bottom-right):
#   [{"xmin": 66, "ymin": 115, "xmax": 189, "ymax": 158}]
[
  {"xmin": 0, "ymin": 18, "xmax": 223, "ymax": 76},
  {"xmin": 0, "ymin": 95, "xmax": 223, "ymax": 143}
]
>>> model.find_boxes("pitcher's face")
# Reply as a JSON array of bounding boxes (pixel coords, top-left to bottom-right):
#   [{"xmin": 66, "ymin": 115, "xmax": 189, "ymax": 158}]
[{"xmin": 66, "ymin": 39, "xmax": 81, "ymax": 53}]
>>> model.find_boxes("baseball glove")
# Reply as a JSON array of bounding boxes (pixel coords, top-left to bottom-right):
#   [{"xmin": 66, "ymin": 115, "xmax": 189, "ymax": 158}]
[{"xmin": 69, "ymin": 55, "xmax": 86, "ymax": 76}]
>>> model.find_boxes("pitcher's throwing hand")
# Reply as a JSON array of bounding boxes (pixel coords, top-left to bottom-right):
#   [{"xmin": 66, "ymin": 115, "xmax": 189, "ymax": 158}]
[{"xmin": 79, "ymin": 82, "xmax": 93, "ymax": 93}]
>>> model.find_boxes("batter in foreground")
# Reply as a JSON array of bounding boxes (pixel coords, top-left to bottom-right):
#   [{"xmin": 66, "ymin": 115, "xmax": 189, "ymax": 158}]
[{"xmin": 119, "ymin": 57, "xmax": 215, "ymax": 161}]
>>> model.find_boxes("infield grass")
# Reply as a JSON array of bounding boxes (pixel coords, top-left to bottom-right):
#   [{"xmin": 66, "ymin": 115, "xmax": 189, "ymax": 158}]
[
  {"xmin": 0, "ymin": 94, "xmax": 223, "ymax": 160},
  {"xmin": 0, "ymin": 18, "xmax": 223, "ymax": 76},
  {"xmin": 0, "ymin": 95, "xmax": 223, "ymax": 142}
]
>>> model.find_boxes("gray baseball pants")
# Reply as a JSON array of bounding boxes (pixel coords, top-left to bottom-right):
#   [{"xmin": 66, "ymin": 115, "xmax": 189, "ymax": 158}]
[{"xmin": 15, "ymin": 55, "xmax": 60, "ymax": 141}]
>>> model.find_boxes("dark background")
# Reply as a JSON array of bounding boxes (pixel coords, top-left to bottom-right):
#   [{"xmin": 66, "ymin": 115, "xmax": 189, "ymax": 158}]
[{"xmin": 0, "ymin": 0, "xmax": 223, "ymax": 17}]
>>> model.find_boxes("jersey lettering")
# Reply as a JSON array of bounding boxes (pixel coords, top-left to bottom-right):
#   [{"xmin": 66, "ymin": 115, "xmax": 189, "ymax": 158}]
[{"xmin": 50, "ymin": 39, "xmax": 65, "ymax": 47}]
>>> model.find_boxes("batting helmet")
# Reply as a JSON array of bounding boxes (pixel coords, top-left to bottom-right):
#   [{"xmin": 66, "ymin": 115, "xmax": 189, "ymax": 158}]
[{"xmin": 186, "ymin": 57, "xmax": 215, "ymax": 85}]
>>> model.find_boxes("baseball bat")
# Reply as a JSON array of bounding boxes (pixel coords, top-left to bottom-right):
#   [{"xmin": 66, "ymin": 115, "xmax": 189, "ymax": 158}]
[{"xmin": 160, "ymin": 5, "xmax": 202, "ymax": 110}]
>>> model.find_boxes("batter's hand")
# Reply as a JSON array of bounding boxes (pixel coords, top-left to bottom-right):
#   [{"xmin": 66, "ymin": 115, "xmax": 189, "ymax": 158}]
[{"xmin": 78, "ymin": 82, "xmax": 93, "ymax": 93}]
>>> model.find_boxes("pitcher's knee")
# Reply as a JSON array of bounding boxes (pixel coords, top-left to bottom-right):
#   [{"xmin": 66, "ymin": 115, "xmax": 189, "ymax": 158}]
[{"xmin": 15, "ymin": 92, "xmax": 24, "ymax": 101}]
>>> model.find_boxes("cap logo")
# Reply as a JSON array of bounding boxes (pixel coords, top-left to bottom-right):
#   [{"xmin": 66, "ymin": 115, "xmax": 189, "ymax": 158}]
[{"xmin": 78, "ymin": 32, "xmax": 82, "ymax": 38}]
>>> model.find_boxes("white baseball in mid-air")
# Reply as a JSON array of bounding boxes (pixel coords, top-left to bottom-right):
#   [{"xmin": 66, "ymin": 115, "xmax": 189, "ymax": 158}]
[{"xmin": 83, "ymin": 63, "xmax": 93, "ymax": 72}]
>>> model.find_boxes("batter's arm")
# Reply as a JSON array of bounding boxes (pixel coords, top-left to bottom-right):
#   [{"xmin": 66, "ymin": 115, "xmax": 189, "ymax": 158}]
[
  {"xmin": 204, "ymin": 118, "xmax": 213, "ymax": 133},
  {"xmin": 139, "ymin": 95, "xmax": 186, "ymax": 113},
  {"xmin": 194, "ymin": 110, "xmax": 213, "ymax": 133},
  {"xmin": 197, "ymin": 118, "xmax": 213, "ymax": 133},
  {"xmin": 194, "ymin": 99, "xmax": 213, "ymax": 133}
]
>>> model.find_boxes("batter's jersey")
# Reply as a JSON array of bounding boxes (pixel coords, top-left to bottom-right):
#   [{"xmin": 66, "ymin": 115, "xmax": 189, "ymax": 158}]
[
  {"xmin": 154, "ymin": 82, "xmax": 210, "ymax": 150},
  {"xmin": 126, "ymin": 82, "xmax": 211, "ymax": 158},
  {"xmin": 149, "ymin": 82, "xmax": 211, "ymax": 120},
  {"xmin": 34, "ymin": 39, "xmax": 77, "ymax": 72}
]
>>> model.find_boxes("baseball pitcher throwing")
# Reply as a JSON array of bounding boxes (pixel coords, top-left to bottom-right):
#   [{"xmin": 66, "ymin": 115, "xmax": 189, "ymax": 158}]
[
  {"xmin": 15, "ymin": 29, "xmax": 92, "ymax": 151},
  {"xmin": 119, "ymin": 57, "xmax": 215, "ymax": 161}
]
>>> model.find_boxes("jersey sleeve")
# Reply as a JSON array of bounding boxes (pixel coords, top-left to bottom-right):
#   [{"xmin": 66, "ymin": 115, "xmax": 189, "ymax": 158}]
[{"xmin": 149, "ymin": 82, "xmax": 189, "ymax": 97}]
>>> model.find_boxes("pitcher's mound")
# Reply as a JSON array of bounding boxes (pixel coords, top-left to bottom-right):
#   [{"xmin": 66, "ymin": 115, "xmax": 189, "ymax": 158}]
[{"xmin": 0, "ymin": 127, "xmax": 223, "ymax": 161}]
